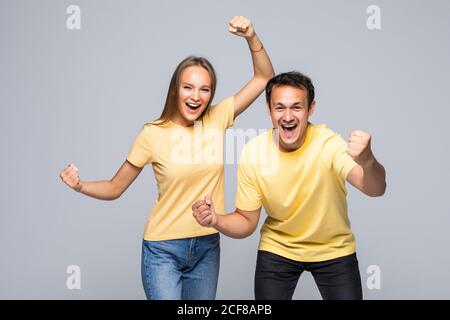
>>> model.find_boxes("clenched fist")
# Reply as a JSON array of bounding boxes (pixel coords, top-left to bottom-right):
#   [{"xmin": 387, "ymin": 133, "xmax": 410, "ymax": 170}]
[
  {"xmin": 228, "ymin": 16, "xmax": 255, "ymax": 39},
  {"xmin": 347, "ymin": 130, "xmax": 375, "ymax": 167},
  {"xmin": 59, "ymin": 163, "xmax": 82, "ymax": 192},
  {"xmin": 192, "ymin": 195, "xmax": 217, "ymax": 227}
]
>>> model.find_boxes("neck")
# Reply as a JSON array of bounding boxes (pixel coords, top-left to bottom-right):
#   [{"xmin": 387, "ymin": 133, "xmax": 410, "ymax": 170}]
[{"xmin": 170, "ymin": 114, "xmax": 194, "ymax": 127}]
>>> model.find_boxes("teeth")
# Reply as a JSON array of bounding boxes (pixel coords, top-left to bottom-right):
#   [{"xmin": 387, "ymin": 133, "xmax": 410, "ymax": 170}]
[
  {"xmin": 186, "ymin": 103, "xmax": 200, "ymax": 108},
  {"xmin": 282, "ymin": 124, "xmax": 296, "ymax": 128}
]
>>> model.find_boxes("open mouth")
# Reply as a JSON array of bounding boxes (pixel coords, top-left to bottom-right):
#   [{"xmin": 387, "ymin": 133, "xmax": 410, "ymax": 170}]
[
  {"xmin": 185, "ymin": 102, "xmax": 202, "ymax": 113},
  {"xmin": 280, "ymin": 123, "xmax": 298, "ymax": 139}
]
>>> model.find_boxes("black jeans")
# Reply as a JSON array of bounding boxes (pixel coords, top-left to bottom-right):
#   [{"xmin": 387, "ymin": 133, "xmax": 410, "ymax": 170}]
[{"xmin": 255, "ymin": 250, "xmax": 363, "ymax": 300}]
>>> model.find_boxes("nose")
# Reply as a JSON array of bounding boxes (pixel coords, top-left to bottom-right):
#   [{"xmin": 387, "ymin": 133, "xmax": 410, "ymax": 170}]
[
  {"xmin": 283, "ymin": 109, "xmax": 293, "ymax": 122},
  {"xmin": 192, "ymin": 90, "xmax": 200, "ymax": 101}
]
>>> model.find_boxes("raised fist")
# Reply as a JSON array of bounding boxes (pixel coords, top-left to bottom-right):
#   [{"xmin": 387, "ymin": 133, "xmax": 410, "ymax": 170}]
[
  {"xmin": 347, "ymin": 130, "xmax": 375, "ymax": 167},
  {"xmin": 228, "ymin": 16, "xmax": 255, "ymax": 39},
  {"xmin": 59, "ymin": 163, "xmax": 82, "ymax": 192}
]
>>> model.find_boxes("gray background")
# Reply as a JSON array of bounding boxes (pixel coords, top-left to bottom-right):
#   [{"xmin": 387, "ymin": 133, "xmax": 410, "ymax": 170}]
[{"xmin": 1, "ymin": 0, "xmax": 449, "ymax": 299}]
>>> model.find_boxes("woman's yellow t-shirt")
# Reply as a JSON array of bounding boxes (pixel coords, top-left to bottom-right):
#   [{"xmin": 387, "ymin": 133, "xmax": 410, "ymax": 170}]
[{"xmin": 127, "ymin": 97, "xmax": 234, "ymax": 241}]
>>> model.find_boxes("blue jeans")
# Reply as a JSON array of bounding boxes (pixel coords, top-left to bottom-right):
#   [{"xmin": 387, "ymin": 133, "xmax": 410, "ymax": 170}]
[{"xmin": 141, "ymin": 233, "xmax": 220, "ymax": 300}]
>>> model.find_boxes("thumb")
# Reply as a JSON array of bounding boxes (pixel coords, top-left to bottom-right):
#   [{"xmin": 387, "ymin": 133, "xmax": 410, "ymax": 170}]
[{"xmin": 204, "ymin": 194, "xmax": 211, "ymax": 206}]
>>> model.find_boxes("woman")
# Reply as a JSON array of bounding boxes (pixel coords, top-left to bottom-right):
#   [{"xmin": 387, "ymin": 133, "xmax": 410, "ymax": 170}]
[{"xmin": 59, "ymin": 16, "xmax": 274, "ymax": 300}]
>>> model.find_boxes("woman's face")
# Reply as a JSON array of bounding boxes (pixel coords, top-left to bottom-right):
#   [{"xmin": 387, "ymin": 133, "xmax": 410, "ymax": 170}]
[{"xmin": 172, "ymin": 65, "xmax": 212, "ymax": 126}]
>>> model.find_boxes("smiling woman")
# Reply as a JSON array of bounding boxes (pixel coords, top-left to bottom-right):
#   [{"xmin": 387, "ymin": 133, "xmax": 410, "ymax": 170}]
[
  {"xmin": 59, "ymin": 15, "xmax": 274, "ymax": 300},
  {"xmin": 155, "ymin": 57, "xmax": 217, "ymax": 127}
]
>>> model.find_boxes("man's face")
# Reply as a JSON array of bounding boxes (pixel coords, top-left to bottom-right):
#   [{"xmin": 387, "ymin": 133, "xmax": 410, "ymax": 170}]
[{"xmin": 268, "ymin": 85, "xmax": 315, "ymax": 152}]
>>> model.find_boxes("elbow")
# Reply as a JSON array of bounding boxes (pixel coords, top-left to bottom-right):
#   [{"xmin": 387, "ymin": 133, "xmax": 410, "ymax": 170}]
[
  {"xmin": 378, "ymin": 181, "xmax": 387, "ymax": 196},
  {"xmin": 109, "ymin": 181, "xmax": 124, "ymax": 200},
  {"xmin": 255, "ymin": 72, "xmax": 275, "ymax": 85},
  {"xmin": 106, "ymin": 193, "xmax": 120, "ymax": 201},
  {"xmin": 228, "ymin": 225, "xmax": 257, "ymax": 239},
  {"xmin": 110, "ymin": 194, "xmax": 121, "ymax": 201},
  {"xmin": 233, "ymin": 231, "xmax": 254, "ymax": 239},
  {"xmin": 367, "ymin": 182, "xmax": 387, "ymax": 197},
  {"xmin": 266, "ymin": 70, "xmax": 275, "ymax": 79},
  {"xmin": 112, "ymin": 189, "xmax": 125, "ymax": 200},
  {"xmin": 263, "ymin": 70, "xmax": 275, "ymax": 81},
  {"xmin": 240, "ymin": 225, "xmax": 258, "ymax": 239}
]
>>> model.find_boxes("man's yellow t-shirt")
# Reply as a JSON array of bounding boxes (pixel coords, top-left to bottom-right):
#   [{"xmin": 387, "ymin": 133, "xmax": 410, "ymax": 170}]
[
  {"xmin": 235, "ymin": 123, "xmax": 358, "ymax": 262},
  {"xmin": 127, "ymin": 97, "xmax": 234, "ymax": 241}
]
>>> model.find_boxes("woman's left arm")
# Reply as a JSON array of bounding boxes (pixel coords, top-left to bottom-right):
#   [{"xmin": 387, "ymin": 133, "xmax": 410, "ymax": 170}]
[{"xmin": 229, "ymin": 16, "xmax": 275, "ymax": 118}]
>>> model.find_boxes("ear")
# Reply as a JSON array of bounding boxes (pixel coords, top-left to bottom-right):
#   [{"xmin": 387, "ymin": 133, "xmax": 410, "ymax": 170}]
[{"xmin": 308, "ymin": 100, "xmax": 316, "ymax": 117}]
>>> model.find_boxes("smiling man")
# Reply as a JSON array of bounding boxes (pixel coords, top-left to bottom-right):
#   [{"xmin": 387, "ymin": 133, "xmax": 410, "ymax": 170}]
[{"xmin": 192, "ymin": 71, "xmax": 386, "ymax": 300}]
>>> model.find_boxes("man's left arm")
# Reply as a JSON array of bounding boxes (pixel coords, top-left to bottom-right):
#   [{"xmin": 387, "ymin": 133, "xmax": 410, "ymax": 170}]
[{"xmin": 346, "ymin": 130, "xmax": 386, "ymax": 197}]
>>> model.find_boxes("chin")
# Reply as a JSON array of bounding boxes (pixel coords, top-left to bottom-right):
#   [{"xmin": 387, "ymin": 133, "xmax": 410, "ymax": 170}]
[{"xmin": 183, "ymin": 113, "xmax": 199, "ymax": 122}]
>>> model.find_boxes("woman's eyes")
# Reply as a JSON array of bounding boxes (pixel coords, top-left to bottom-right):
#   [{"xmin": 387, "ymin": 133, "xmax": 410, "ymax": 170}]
[{"xmin": 183, "ymin": 86, "xmax": 209, "ymax": 93}]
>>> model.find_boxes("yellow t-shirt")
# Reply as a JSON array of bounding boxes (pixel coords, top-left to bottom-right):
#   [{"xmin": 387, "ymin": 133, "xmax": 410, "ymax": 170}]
[
  {"xmin": 235, "ymin": 123, "xmax": 358, "ymax": 262},
  {"xmin": 127, "ymin": 97, "xmax": 235, "ymax": 241}
]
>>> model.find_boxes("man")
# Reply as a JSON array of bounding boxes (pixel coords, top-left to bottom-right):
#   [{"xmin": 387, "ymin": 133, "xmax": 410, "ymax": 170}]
[{"xmin": 192, "ymin": 72, "xmax": 386, "ymax": 300}]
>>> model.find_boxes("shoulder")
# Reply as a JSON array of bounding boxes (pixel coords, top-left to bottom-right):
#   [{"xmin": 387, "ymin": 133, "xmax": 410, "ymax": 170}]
[
  {"xmin": 211, "ymin": 96, "xmax": 234, "ymax": 110},
  {"xmin": 309, "ymin": 124, "xmax": 350, "ymax": 166},
  {"xmin": 240, "ymin": 130, "xmax": 272, "ymax": 160},
  {"xmin": 143, "ymin": 121, "xmax": 171, "ymax": 133},
  {"xmin": 244, "ymin": 130, "xmax": 271, "ymax": 149},
  {"xmin": 132, "ymin": 123, "xmax": 162, "ymax": 143},
  {"xmin": 203, "ymin": 96, "xmax": 235, "ymax": 119},
  {"xmin": 310, "ymin": 123, "xmax": 345, "ymax": 147},
  {"xmin": 140, "ymin": 123, "xmax": 156, "ymax": 136},
  {"xmin": 310, "ymin": 123, "xmax": 335, "ymax": 140}
]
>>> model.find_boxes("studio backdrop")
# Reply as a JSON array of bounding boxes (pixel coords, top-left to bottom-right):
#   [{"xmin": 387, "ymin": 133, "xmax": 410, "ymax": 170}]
[{"xmin": 1, "ymin": 0, "xmax": 449, "ymax": 299}]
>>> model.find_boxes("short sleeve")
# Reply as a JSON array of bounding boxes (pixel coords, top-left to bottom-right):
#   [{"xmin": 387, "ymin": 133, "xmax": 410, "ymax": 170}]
[
  {"xmin": 235, "ymin": 147, "xmax": 262, "ymax": 211},
  {"xmin": 327, "ymin": 135, "xmax": 358, "ymax": 180},
  {"xmin": 126, "ymin": 126, "xmax": 152, "ymax": 168},
  {"xmin": 203, "ymin": 96, "xmax": 235, "ymax": 130}
]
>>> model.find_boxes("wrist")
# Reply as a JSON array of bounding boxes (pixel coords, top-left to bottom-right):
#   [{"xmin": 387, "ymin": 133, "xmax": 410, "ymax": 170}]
[
  {"xmin": 248, "ymin": 42, "xmax": 264, "ymax": 53},
  {"xmin": 360, "ymin": 155, "xmax": 377, "ymax": 169},
  {"xmin": 211, "ymin": 214, "xmax": 219, "ymax": 228},
  {"xmin": 75, "ymin": 182, "xmax": 83, "ymax": 193},
  {"xmin": 245, "ymin": 32, "xmax": 258, "ymax": 41},
  {"xmin": 212, "ymin": 213, "xmax": 225, "ymax": 229},
  {"xmin": 246, "ymin": 34, "xmax": 262, "ymax": 50}
]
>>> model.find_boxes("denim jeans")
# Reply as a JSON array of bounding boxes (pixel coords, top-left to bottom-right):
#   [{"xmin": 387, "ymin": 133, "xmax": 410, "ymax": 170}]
[{"xmin": 141, "ymin": 233, "xmax": 220, "ymax": 300}]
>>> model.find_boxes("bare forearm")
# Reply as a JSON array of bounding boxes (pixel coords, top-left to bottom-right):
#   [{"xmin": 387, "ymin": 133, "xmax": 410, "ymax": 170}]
[
  {"xmin": 214, "ymin": 212, "xmax": 256, "ymax": 239},
  {"xmin": 78, "ymin": 180, "xmax": 120, "ymax": 200},
  {"xmin": 246, "ymin": 34, "xmax": 274, "ymax": 79},
  {"xmin": 361, "ymin": 159, "xmax": 386, "ymax": 197}
]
